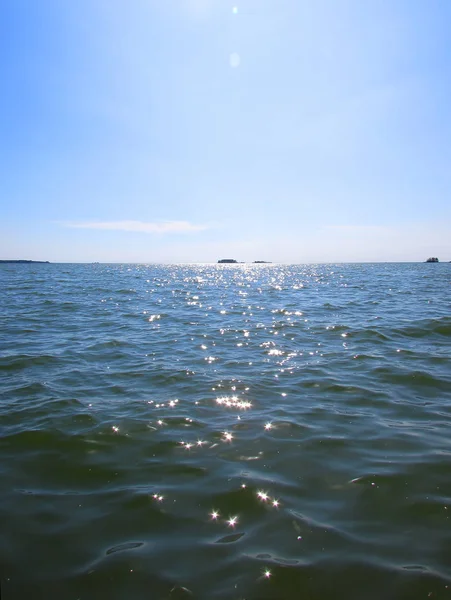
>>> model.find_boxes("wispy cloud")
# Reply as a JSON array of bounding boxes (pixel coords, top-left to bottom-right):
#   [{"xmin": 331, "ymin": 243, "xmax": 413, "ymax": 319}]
[{"xmin": 63, "ymin": 220, "xmax": 208, "ymax": 234}]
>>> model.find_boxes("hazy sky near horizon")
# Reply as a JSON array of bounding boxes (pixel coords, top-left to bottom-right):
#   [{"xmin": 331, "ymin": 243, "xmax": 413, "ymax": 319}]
[{"xmin": 1, "ymin": 0, "xmax": 450, "ymax": 263}]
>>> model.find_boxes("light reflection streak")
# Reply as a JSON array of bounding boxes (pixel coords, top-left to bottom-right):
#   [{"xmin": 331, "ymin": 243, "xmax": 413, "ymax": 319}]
[
  {"xmin": 256, "ymin": 490, "xmax": 281, "ymax": 508},
  {"xmin": 216, "ymin": 396, "xmax": 252, "ymax": 409}
]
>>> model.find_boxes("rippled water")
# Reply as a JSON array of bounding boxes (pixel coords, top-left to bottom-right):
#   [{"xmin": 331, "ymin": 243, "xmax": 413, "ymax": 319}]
[{"xmin": 1, "ymin": 262, "xmax": 451, "ymax": 599}]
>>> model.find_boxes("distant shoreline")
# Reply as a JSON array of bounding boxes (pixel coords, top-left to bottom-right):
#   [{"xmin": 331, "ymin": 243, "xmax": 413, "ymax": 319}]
[{"xmin": 0, "ymin": 260, "xmax": 50, "ymax": 264}]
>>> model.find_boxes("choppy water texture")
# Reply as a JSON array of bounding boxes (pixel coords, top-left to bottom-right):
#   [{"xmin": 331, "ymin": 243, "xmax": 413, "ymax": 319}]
[{"xmin": 1, "ymin": 263, "xmax": 451, "ymax": 599}]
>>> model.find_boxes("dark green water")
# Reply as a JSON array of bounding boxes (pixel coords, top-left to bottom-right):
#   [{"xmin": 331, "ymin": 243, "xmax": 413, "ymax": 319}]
[{"xmin": 1, "ymin": 263, "xmax": 451, "ymax": 599}]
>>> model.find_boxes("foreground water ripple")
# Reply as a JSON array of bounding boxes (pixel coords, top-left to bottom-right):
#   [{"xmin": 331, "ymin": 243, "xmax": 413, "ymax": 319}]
[{"xmin": 1, "ymin": 262, "xmax": 451, "ymax": 599}]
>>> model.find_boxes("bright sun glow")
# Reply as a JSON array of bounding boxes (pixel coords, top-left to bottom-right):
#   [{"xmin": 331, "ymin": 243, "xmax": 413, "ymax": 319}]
[{"xmin": 229, "ymin": 53, "xmax": 240, "ymax": 68}]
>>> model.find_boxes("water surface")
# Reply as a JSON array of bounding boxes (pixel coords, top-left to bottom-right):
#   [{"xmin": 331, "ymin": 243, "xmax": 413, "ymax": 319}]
[{"xmin": 1, "ymin": 263, "xmax": 451, "ymax": 599}]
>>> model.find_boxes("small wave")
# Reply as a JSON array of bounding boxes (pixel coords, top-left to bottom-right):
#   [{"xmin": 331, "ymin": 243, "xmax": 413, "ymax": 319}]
[
  {"xmin": 105, "ymin": 541, "xmax": 144, "ymax": 555},
  {"xmin": 0, "ymin": 354, "xmax": 61, "ymax": 372},
  {"xmin": 393, "ymin": 317, "xmax": 451, "ymax": 338},
  {"xmin": 371, "ymin": 367, "xmax": 451, "ymax": 390}
]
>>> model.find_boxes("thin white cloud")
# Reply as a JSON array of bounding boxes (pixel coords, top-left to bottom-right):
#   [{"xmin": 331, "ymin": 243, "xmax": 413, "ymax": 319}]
[{"xmin": 63, "ymin": 220, "xmax": 208, "ymax": 234}]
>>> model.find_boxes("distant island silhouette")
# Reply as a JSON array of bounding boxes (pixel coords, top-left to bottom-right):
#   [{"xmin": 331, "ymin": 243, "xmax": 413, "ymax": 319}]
[
  {"xmin": 425, "ymin": 257, "xmax": 439, "ymax": 263},
  {"xmin": 218, "ymin": 259, "xmax": 272, "ymax": 264},
  {"xmin": 0, "ymin": 260, "xmax": 50, "ymax": 264}
]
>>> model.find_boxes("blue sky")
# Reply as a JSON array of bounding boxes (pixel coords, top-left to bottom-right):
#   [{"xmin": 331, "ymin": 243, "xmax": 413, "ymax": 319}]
[{"xmin": 1, "ymin": 0, "xmax": 450, "ymax": 262}]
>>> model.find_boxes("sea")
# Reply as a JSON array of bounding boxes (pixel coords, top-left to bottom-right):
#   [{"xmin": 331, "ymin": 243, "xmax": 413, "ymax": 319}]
[{"xmin": 1, "ymin": 262, "xmax": 451, "ymax": 600}]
